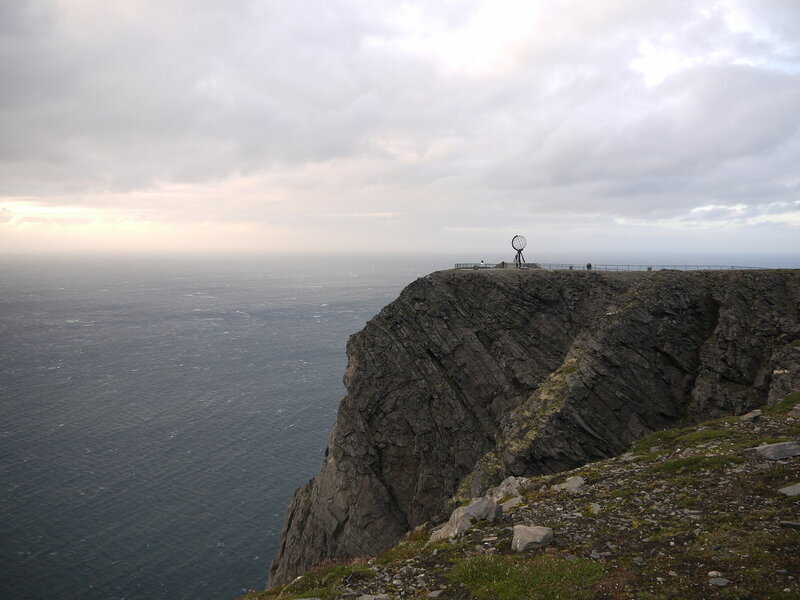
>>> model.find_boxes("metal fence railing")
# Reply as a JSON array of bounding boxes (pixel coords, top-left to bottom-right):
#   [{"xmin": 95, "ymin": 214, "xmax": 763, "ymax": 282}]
[{"xmin": 454, "ymin": 263, "xmax": 764, "ymax": 271}]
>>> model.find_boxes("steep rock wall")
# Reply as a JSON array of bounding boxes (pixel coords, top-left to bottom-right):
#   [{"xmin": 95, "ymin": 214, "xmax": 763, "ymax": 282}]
[{"xmin": 269, "ymin": 269, "xmax": 800, "ymax": 585}]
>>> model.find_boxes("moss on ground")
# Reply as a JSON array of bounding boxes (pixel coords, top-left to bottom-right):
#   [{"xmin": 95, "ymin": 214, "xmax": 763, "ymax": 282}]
[{"xmin": 447, "ymin": 554, "xmax": 603, "ymax": 600}]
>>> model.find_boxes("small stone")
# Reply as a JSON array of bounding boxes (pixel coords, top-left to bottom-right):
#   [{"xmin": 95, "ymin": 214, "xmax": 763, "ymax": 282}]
[
  {"xmin": 779, "ymin": 521, "xmax": 800, "ymax": 529},
  {"xmin": 633, "ymin": 557, "xmax": 644, "ymax": 566},
  {"xmin": 669, "ymin": 571, "xmax": 678, "ymax": 577},
  {"xmin": 709, "ymin": 578, "xmax": 730, "ymax": 587},
  {"xmin": 743, "ymin": 441, "xmax": 800, "ymax": 461},
  {"xmin": 590, "ymin": 550, "xmax": 602, "ymax": 560},
  {"xmin": 428, "ymin": 591, "xmax": 444, "ymax": 598},
  {"xmin": 358, "ymin": 596, "xmax": 390, "ymax": 600},
  {"xmin": 708, "ymin": 571, "xmax": 722, "ymax": 577},
  {"xmin": 788, "ymin": 404, "xmax": 800, "ymax": 418},
  {"xmin": 512, "ymin": 525, "xmax": 553, "ymax": 552},
  {"xmin": 740, "ymin": 409, "xmax": 762, "ymax": 422},
  {"xmin": 589, "ymin": 503, "xmax": 602, "ymax": 515},
  {"xmin": 778, "ymin": 483, "xmax": 800, "ymax": 497}
]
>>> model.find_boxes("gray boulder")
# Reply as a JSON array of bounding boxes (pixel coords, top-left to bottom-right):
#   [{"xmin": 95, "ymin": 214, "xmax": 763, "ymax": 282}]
[
  {"xmin": 778, "ymin": 483, "xmax": 800, "ymax": 497},
  {"xmin": 429, "ymin": 498, "xmax": 499, "ymax": 542},
  {"xmin": 501, "ymin": 496, "xmax": 523, "ymax": 511},
  {"xmin": 743, "ymin": 441, "xmax": 800, "ymax": 460},
  {"xmin": 551, "ymin": 476, "xmax": 586, "ymax": 494},
  {"xmin": 487, "ymin": 476, "xmax": 530, "ymax": 501},
  {"xmin": 740, "ymin": 409, "xmax": 762, "ymax": 422},
  {"xmin": 512, "ymin": 525, "xmax": 553, "ymax": 552}
]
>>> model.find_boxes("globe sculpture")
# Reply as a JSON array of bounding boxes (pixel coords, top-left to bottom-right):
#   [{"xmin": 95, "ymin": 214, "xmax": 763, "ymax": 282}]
[{"xmin": 512, "ymin": 235, "xmax": 527, "ymax": 268}]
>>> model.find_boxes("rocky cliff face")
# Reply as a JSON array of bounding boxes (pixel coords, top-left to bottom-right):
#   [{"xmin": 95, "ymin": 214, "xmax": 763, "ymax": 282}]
[{"xmin": 269, "ymin": 269, "xmax": 800, "ymax": 586}]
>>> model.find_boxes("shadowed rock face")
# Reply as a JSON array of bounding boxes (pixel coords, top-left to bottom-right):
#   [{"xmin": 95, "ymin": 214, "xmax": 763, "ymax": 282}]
[{"xmin": 269, "ymin": 269, "xmax": 800, "ymax": 586}]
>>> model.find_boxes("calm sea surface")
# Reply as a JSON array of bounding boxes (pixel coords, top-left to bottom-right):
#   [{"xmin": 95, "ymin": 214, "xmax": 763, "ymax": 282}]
[{"xmin": 0, "ymin": 255, "xmax": 454, "ymax": 600}]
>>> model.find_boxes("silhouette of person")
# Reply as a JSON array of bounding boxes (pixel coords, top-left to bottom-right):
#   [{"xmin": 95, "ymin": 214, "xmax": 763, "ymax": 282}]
[{"xmin": 586, "ymin": 262, "xmax": 592, "ymax": 270}]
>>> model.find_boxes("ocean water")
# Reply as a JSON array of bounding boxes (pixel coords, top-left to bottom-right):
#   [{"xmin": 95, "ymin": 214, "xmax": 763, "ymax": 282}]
[{"xmin": 0, "ymin": 255, "xmax": 453, "ymax": 600}]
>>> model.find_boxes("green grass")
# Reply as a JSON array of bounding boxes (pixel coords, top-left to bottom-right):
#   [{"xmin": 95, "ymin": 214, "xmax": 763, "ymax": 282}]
[
  {"xmin": 375, "ymin": 528, "xmax": 428, "ymax": 565},
  {"xmin": 252, "ymin": 562, "xmax": 375, "ymax": 600},
  {"xmin": 764, "ymin": 391, "xmax": 800, "ymax": 415},
  {"xmin": 649, "ymin": 454, "xmax": 744, "ymax": 474},
  {"xmin": 447, "ymin": 554, "xmax": 603, "ymax": 600},
  {"xmin": 630, "ymin": 426, "xmax": 693, "ymax": 454},
  {"xmin": 674, "ymin": 429, "xmax": 730, "ymax": 444}
]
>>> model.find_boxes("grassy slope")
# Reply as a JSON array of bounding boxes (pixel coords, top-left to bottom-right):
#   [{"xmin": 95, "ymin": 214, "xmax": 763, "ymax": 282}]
[{"xmin": 244, "ymin": 393, "xmax": 800, "ymax": 600}]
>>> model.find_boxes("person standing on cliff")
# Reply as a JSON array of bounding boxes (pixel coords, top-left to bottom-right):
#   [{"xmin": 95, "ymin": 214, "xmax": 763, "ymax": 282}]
[{"xmin": 586, "ymin": 262, "xmax": 592, "ymax": 270}]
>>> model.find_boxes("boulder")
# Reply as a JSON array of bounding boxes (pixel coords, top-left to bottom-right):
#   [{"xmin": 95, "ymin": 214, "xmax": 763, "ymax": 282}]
[
  {"xmin": 551, "ymin": 476, "xmax": 586, "ymax": 494},
  {"xmin": 743, "ymin": 441, "xmax": 800, "ymax": 460},
  {"xmin": 511, "ymin": 525, "xmax": 553, "ymax": 552},
  {"xmin": 487, "ymin": 476, "xmax": 530, "ymax": 501},
  {"xmin": 740, "ymin": 409, "xmax": 761, "ymax": 422},
  {"xmin": 429, "ymin": 498, "xmax": 499, "ymax": 542},
  {"xmin": 778, "ymin": 483, "xmax": 800, "ymax": 497},
  {"xmin": 501, "ymin": 496, "xmax": 523, "ymax": 511}
]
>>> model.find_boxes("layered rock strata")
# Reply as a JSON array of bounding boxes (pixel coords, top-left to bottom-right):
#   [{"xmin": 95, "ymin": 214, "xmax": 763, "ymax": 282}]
[{"xmin": 269, "ymin": 268, "xmax": 800, "ymax": 585}]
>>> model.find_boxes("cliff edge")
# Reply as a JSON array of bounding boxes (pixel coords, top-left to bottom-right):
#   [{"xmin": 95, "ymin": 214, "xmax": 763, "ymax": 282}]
[{"xmin": 269, "ymin": 268, "xmax": 800, "ymax": 586}]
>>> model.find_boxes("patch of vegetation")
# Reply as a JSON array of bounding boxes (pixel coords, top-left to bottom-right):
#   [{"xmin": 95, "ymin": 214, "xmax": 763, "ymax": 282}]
[
  {"xmin": 630, "ymin": 426, "xmax": 693, "ymax": 454},
  {"xmin": 506, "ymin": 358, "xmax": 580, "ymax": 454},
  {"xmin": 764, "ymin": 391, "xmax": 800, "ymax": 415},
  {"xmin": 608, "ymin": 488, "xmax": 637, "ymax": 499},
  {"xmin": 375, "ymin": 528, "xmax": 428, "ymax": 565},
  {"xmin": 447, "ymin": 554, "xmax": 603, "ymax": 600},
  {"xmin": 674, "ymin": 428, "xmax": 730, "ymax": 444},
  {"xmin": 247, "ymin": 562, "xmax": 376, "ymax": 600},
  {"xmin": 649, "ymin": 454, "xmax": 744, "ymax": 474},
  {"xmin": 675, "ymin": 494, "xmax": 700, "ymax": 509}
]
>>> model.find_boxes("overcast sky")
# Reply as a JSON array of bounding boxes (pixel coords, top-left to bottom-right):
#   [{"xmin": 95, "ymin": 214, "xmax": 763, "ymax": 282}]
[{"xmin": 1, "ymin": 1, "xmax": 799, "ymax": 261}]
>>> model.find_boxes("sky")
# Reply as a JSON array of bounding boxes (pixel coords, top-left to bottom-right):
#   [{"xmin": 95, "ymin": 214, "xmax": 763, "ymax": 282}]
[{"xmin": 1, "ymin": 0, "xmax": 799, "ymax": 262}]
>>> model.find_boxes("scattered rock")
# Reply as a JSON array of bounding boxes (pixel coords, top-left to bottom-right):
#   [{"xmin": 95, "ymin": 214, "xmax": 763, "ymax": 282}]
[
  {"xmin": 778, "ymin": 483, "xmax": 800, "ymax": 497},
  {"xmin": 588, "ymin": 502, "xmax": 602, "ymax": 515},
  {"xmin": 511, "ymin": 525, "xmax": 553, "ymax": 552},
  {"xmin": 708, "ymin": 571, "xmax": 722, "ymax": 577},
  {"xmin": 427, "ymin": 591, "xmax": 444, "ymax": 598},
  {"xmin": 779, "ymin": 521, "xmax": 800, "ymax": 529},
  {"xmin": 709, "ymin": 578, "xmax": 730, "ymax": 587},
  {"xmin": 743, "ymin": 441, "xmax": 800, "ymax": 460},
  {"xmin": 740, "ymin": 409, "xmax": 762, "ymax": 422},
  {"xmin": 788, "ymin": 404, "xmax": 800, "ymax": 417},
  {"xmin": 633, "ymin": 557, "xmax": 644, "ymax": 565},
  {"xmin": 551, "ymin": 476, "xmax": 586, "ymax": 495}
]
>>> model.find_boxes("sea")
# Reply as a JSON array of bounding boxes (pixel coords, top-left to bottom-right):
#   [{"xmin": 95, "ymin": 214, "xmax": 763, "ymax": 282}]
[
  {"xmin": 0, "ymin": 254, "xmax": 455, "ymax": 600},
  {"xmin": 1, "ymin": 252, "xmax": 796, "ymax": 600}
]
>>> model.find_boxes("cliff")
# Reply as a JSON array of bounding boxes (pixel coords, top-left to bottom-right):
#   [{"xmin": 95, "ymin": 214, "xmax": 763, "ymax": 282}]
[{"xmin": 269, "ymin": 268, "xmax": 800, "ymax": 586}]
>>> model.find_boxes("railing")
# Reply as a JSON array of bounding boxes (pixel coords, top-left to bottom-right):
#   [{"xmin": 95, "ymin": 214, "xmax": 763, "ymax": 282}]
[{"xmin": 454, "ymin": 263, "xmax": 764, "ymax": 271}]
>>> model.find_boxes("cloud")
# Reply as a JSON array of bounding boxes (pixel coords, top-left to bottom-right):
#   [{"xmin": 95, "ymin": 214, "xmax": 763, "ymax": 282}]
[{"xmin": 0, "ymin": 0, "xmax": 799, "ymax": 256}]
